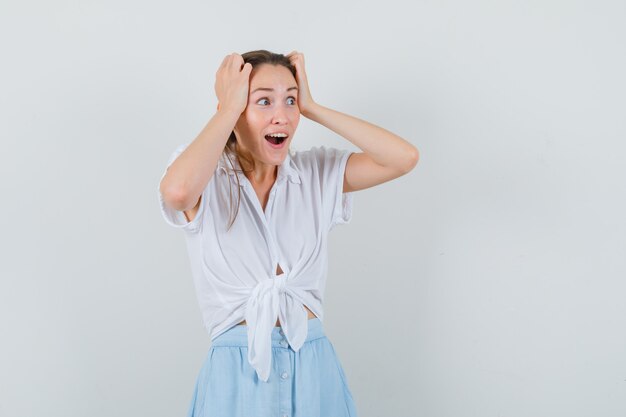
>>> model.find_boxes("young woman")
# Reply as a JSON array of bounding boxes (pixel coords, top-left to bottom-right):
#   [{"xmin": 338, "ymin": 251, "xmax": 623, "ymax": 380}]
[{"xmin": 158, "ymin": 49, "xmax": 419, "ymax": 417}]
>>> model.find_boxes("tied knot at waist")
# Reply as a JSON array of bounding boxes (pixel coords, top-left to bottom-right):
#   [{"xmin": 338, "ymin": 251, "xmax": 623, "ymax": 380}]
[
  {"xmin": 244, "ymin": 274, "xmax": 309, "ymax": 382},
  {"xmin": 269, "ymin": 273, "xmax": 288, "ymax": 293}
]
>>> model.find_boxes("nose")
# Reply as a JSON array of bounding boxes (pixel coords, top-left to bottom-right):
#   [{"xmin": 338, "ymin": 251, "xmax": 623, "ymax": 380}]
[{"xmin": 271, "ymin": 106, "xmax": 289, "ymax": 125}]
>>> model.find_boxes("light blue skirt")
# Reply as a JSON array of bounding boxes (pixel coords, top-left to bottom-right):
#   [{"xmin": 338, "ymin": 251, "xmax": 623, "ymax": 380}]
[{"xmin": 186, "ymin": 318, "xmax": 358, "ymax": 417}]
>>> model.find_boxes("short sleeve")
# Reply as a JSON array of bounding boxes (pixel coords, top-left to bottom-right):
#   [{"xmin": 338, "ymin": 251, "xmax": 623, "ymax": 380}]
[
  {"xmin": 157, "ymin": 143, "xmax": 208, "ymax": 234},
  {"xmin": 313, "ymin": 146, "xmax": 355, "ymax": 232}
]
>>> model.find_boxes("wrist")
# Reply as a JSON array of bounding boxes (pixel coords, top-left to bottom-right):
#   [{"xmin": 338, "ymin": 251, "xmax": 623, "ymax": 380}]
[
  {"xmin": 302, "ymin": 102, "xmax": 321, "ymax": 120},
  {"xmin": 217, "ymin": 106, "xmax": 243, "ymax": 121}
]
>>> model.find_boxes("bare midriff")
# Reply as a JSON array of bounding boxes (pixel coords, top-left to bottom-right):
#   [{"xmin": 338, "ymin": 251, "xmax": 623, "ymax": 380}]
[{"xmin": 237, "ymin": 305, "xmax": 318, "ymax": 327}]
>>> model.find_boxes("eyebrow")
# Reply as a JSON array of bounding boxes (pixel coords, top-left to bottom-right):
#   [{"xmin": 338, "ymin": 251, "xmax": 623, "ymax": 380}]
[{"xmin": 251, "ymin": 86, "xmax": 298, "ymax": 94}]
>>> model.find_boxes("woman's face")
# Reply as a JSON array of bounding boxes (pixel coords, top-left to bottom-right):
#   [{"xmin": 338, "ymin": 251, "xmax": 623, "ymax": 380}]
[{"xmin": 233, "ymin": 63, "xmax": 300, "ymax": 167}]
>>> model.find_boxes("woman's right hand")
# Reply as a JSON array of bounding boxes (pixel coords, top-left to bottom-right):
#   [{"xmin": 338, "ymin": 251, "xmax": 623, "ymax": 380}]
[{"xmin": 214, "ymin": 53, "xmax": 253, "ymax": 115}]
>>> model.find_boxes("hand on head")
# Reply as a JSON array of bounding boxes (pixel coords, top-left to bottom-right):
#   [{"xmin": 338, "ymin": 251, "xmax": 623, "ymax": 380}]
[
  {"xmin": 285, "ymin": 51, "xmax": 317, "ymax": 117},
  {"xmin": 215, "ymin": 53, "xmax": 253, "ymax": 115},
  {"xmin": 214, "ymin": 50, "xmax": 317, "ymax": 118}
]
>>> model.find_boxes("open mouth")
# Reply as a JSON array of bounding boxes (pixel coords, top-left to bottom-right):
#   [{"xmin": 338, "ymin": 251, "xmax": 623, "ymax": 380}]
[{"xmin": 264, "ymin": 134, "xmax": 288, "ymax": 147}]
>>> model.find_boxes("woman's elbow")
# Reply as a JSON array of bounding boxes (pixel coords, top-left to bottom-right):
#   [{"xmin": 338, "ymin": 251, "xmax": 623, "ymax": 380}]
[
  {"xmin": 402, "ymin": 145, "xmax": 420, "ymax": 173},
  {"xmin": 160, "ymin": 181, "xmax": 191, "ymax": 212}
]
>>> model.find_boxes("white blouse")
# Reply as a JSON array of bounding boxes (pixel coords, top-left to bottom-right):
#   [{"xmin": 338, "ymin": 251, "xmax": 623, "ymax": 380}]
[{"xmin": 157, "ymin": 143, "xmax": 355, "ymax": 382}]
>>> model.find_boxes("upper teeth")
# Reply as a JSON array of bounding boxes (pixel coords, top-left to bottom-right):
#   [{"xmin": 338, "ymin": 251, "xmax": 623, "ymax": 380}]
[{"xmin": 268, "ymin": 133, "xmax": 287, "ymax": 137}]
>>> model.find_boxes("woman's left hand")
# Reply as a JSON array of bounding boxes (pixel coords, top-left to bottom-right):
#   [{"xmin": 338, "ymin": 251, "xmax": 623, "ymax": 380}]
[{"xmin": 286, "ymin": 51, "xmax": 317, "ymax": 117}]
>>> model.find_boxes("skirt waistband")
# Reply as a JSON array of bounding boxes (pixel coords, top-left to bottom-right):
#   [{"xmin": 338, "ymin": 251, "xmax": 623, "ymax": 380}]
[{"xmin": 211, "ymin": 318, "xmax": 325, "ymax": 347}]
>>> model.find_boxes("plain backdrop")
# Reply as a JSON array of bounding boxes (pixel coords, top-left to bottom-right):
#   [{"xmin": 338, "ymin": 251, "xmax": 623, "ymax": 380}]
[{"xmin": 1, "ymin": 1, "xmax": 625, "ymax": 416}]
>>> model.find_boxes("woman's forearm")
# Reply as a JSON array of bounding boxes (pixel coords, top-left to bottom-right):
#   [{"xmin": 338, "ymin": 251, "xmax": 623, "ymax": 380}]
[
  {"xmin": 303, "ymin": 103, "xmax": 418, "ymax": 171},
  {"xmin": 160, "ymin": 107, "xmax": 241, "ymax": 211}
]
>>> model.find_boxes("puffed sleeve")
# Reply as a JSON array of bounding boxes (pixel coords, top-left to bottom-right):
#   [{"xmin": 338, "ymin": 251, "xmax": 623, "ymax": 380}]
[
  {"xmin": 157, "ymin": 143, "xmax": 208, "ymax": 234},
  {"xmin": 312, "ymin": 145, "xmax": 355, "ymax": 232}
]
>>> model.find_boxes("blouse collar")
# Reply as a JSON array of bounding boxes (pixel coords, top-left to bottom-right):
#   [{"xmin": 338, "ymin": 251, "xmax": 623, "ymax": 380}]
[{"xmin": 217, "ymin": 150, "xmax": 302, "ymax": 186}]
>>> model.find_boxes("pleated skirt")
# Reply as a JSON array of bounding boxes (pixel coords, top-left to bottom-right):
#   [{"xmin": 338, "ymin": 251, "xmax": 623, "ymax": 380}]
[{"xmin": 186, "ymin": 318, "xmax": 359, "ymax": 417}]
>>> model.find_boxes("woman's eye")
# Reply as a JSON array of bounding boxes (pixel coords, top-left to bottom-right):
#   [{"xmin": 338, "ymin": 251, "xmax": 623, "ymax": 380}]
[{"xmin": 256, "ymin": 97, "xmax": 297, "ymax": 105}]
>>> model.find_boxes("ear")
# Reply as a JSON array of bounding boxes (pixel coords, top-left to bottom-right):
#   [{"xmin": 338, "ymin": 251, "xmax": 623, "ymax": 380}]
[{"xmin": 217, "ymin": 102, "xmax": 221, "ymax": 111}]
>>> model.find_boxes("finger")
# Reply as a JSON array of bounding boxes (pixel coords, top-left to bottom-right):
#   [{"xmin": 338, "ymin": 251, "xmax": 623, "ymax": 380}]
[
  {"xmin": 228, "ymin": 54, "xmax": 240, "ymax": 68},
  {"xmin": 221, "ymin": 54, "xmax": 235, "ymax": 70},
  {"xmin": 232, "ymin": 53, "xmax": 244, "ymax": 65},
  {"xmin": 217, "ymin": 55, "xmax": 230, "ymax": 73}
]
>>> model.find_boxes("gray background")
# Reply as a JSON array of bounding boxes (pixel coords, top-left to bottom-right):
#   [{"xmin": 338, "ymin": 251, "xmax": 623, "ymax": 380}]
[{"xmin": 1, "ymin": 1, "xmax": 625, "ymax": 416}]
